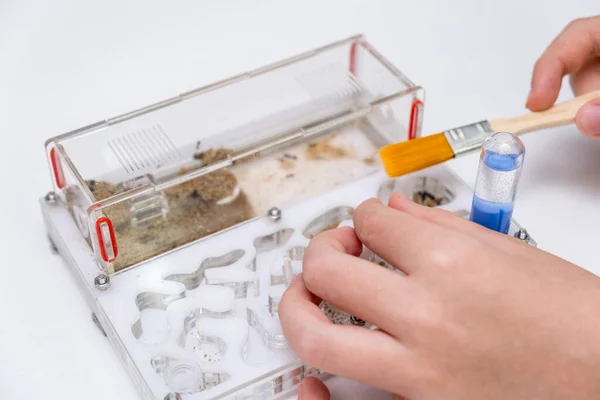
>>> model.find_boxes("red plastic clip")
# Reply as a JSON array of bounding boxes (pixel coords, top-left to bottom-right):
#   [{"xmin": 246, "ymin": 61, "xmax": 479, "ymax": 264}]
[
  {"xmin": 50, "ymin": 148, "xmax": 66, "ymax": 189},
  {"xmin": 408, "ymin": 99, "xmax": 423, "ymax": 140},
  {"xmin": 349, "ymin": 42, "xmax": 358, "ymax": 75},
  {"xmin": 95, "ymin": 216, "xmax": 118, "ymax": 263}
]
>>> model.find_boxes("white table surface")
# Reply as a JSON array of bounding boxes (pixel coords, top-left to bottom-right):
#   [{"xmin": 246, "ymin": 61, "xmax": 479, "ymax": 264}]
[{"xmin": 1, "ymin": 1, "xmax": 599, "ymax": 399}]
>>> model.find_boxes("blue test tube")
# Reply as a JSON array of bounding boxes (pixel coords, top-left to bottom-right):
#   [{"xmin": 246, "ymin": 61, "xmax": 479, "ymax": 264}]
[{"xmin": 469, "ymin": 132, "xmax": 525, "ymax": 234}]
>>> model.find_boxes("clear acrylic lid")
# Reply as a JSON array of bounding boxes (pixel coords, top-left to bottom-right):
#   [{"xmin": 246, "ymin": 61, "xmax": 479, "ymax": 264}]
[{"xmin": 45, "ymin": 35, "xmax": 425, "ymax": 273}]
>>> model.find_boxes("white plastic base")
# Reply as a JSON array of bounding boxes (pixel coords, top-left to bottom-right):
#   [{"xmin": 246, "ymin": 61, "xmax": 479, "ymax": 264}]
[{"xmin": 41, "ymin": 164, "xmax": 535, "ymax": 400}]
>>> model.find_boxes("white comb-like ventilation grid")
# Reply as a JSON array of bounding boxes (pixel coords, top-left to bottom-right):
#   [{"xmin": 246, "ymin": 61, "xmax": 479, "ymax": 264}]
[
  {"xmin": 296, "ymin": 62, "xmax": 363, "ymax": 103},
  {"xmin": 108, "ymin": 124, "xmax": 181, "ymax": 174}
]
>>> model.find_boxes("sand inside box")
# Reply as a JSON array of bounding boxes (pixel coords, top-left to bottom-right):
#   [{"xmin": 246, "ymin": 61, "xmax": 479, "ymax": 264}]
[{"xmin": 68, "ymin": 129, "xmax": 380, "ymax": 272}]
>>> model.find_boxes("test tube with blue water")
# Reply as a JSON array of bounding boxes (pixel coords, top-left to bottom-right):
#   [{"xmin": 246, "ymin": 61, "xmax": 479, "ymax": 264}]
[{"xmin": 469, "ymin": 132, "xmax": 525, "ymax": 234}]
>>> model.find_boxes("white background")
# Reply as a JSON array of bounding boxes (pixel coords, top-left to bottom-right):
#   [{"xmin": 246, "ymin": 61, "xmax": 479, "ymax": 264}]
[{"xmin": 1, "ymin": 1, "xmax": 599, "ymax": 399}]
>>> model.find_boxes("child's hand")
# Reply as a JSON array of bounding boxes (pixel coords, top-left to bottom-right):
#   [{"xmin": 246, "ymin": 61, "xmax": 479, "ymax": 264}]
[
  {"xmin": 527, "ymin": 16, "xmax": 600, "ymax": 137},
  {"xmin": 280, "ymin": 194, "xmax": 600, "ymax": 400}
]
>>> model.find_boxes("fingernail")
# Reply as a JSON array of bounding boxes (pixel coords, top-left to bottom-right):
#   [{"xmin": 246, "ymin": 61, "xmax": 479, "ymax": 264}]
[
  {"xmin": 577, "ymin": 99, "xmax": 600, "ymax": 137},
  {"xmin": 291, "ymin": 273, "xmax": 303, "ymax": 284}
]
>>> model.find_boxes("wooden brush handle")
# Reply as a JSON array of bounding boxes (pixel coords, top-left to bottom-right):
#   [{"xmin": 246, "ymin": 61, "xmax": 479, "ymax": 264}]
[{"xmin": 489, "ymin": 89, "xmax": 600, "ymax": 135}]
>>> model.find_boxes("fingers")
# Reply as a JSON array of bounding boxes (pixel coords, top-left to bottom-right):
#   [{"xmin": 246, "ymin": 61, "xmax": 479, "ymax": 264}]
[
  {"xmin": 301, "ymin": 227, "xmax": 414, "ymax": 332},
  {"xmin": 576, "ymin": 97, "xmax": 600, "ymax": 138},
  {"xmin": 386, "ymin": 194, "xmax": 529, "ymax": 255},
  {"xmin": 298, "ymin": 377, "xmax": 330, "ymax": 400},
  {"xmin": 526, "ymin": 16, "xmax": 600, "ymax": 111},
  {"xmin": 314, "ymin": 225, "xmax": 364, "ymax": 258},
  {"xmin": 279, "ymin": 276, "xmax": 412, "ymax": 395},
  {"xmin": 297, "ymin": 378, "xmax": 408, "ymax": 400},
  {"xmin": 569, "ymin": 61, "xmax": 600, "ymax": 96},
  {"xmin": 352, "ymin": 198, "xmax": 455, "ymax": 275},
  {"xmin": 297, "ymin": 377, "xmax": 405, "ymax": 400}
]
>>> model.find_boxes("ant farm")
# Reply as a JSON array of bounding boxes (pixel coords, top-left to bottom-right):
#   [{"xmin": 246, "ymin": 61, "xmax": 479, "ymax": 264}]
[{"xmin": 40, "ymin": 35, "xmax": 536, "ymax": 400}]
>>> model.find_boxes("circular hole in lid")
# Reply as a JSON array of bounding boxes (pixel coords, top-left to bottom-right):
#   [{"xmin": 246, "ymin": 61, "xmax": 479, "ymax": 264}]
[
  {"xmin": 164, "ymin": 360, "xmax": 203, "ymax": 392},
  {"xmin": 378, "ymin": 176, "xmax": 455, "ymax": 207}
]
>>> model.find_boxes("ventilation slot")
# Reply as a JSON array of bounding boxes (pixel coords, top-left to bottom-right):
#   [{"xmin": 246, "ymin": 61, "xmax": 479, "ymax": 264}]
[{"xmin": 108, "ymin": 124, "xmax": 180, "ymax": 174}]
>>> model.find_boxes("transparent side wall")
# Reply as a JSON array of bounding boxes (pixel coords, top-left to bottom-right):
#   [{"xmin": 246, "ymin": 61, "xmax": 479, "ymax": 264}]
[
  {"xmin": 89, "ymin": 92, "xmax": 423, "ymax": 273},
  {"xmin": 46, "ymin": 37, "xmax": 425, "ymax": 273},
  {"xmin": 54, "ymin": 38, "xmax": 415, "ymax": 186},
  {"xmin": 47, "ymin": 145, "xmax": 95, "ymax": 246}
]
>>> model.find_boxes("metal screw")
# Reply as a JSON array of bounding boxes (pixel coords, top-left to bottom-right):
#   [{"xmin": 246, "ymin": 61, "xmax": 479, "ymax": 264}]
[
  {"xmin": 164, "ymin": 393, "xmax": 182, "ymax": 400},
  {"xmin": 350, "ymin": 315, "xmax": 365, "ymax": 326},
  {"xmin": 94, "ymin": 274, "xmax": 110, "ymax": 290},
  {"xmin": 45, "ymin": 191, "xmax": 57, "ymax": 204},
  {"xmin": 267, "ymin": 207, "xmax": 282, "ymax": 221},
  {"xmin": 514, "ymin": 229, "xmax": 529, "ymax": 241}
]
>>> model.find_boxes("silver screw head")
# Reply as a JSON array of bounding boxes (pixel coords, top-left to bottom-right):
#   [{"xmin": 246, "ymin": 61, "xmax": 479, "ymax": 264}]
[
  {"xmin": 94, "ymin": 274, "xmax": 110, "ymax": 290},
  {"xmin": 267, "ymin": 207, "xmax": 282, "ymax": 221},
  {"xmin": 515, "ymin": 229, "xmax": 529, "ymax": 241},
  {"xmin": 45, "ymin": 191, "xmax": 57, "ymax": 204},
  {"xmin": 164, "ymin": 393, "xmax": 182, "ymax": 400}
]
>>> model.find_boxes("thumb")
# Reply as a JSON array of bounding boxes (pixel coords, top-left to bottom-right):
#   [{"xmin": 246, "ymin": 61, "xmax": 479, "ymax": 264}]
[
  {"xmin": 576, "ymin": 98, "xmax": 600, "ymax": 137},
  {"xmin": 298, "ymin": 377, "xmax": 330, "ymax": 400}
]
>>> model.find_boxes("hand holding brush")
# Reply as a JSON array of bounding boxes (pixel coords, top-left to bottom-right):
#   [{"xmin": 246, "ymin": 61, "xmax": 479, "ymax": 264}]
[{"xmin": 380, "ymin": 15, "xmax": 600, "ymax": 178}]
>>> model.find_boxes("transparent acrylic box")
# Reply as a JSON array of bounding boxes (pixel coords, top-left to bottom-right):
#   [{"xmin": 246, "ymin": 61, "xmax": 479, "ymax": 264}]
[{"xmin": 40, "ymin": 35, "xmax": 535, "ymax": 400}]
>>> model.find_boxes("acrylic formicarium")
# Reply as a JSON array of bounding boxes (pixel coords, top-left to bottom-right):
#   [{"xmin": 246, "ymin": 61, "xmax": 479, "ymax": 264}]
[
  {"xmin": 43, "ymin": 34, "xmax": 426, "ymax": 277},
  {"xmin": 40, "ymin": 34, "xmax": 541, "ymax": 400}
]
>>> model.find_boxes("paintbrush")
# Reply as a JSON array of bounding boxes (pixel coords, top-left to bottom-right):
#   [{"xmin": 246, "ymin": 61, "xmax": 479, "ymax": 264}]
[{"xmin": 379, "ymin": 89, "xmax": 600, "ymax": 178}]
